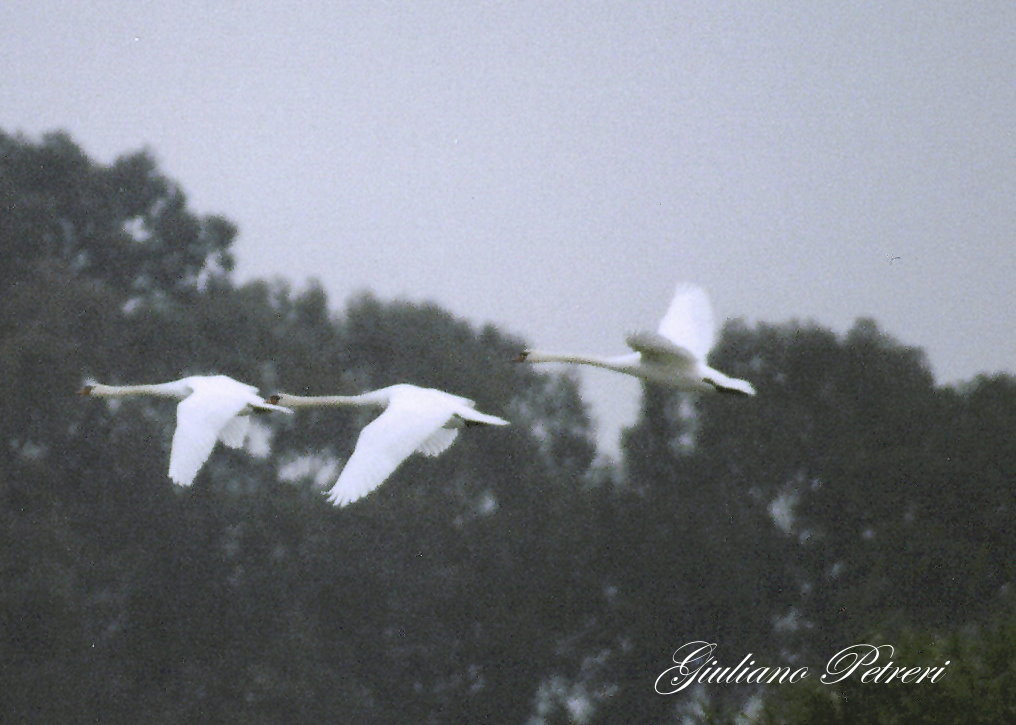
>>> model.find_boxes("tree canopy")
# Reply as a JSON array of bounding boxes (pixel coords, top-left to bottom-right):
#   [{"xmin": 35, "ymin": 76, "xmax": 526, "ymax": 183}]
[{"xmin": 1, "ymin": 130, "xmax": 1012, "ymax": 723}]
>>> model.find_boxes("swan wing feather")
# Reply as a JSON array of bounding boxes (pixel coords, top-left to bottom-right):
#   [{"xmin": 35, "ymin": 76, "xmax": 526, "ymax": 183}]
[
  {"xmin": 169, "ymin": 392, "xmax": 251, "ymax": 486},
  {"xmin": 417, "ymin": 427, "xmax": 460, "ymax": 457},
  {"xmin": 217, "ymin": 415, "xmax": 251, "ymax": 449},
  {"xmin": 626, "ymin": 330, "xmax": 699, "ymax": 368},
  {"xmin": 325, "ymin": 400, "xmax": 454, "ymax": 506},
  {"xmin": 656, "ymin": 283, "xmax": 715, "ymax": 360}
]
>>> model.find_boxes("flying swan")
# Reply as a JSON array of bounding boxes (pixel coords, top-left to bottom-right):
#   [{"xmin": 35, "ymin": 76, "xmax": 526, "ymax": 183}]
[
  {"xmin": 267, "ymin": 384, "xmax": 510, "ymax": 507},
  {"xmin": 78, "ymin": 374, "xmax": 292, "ymax": 486},
  {"xmin": 514, "ymin": 283, "xmax": 756, "ymax": 395}
]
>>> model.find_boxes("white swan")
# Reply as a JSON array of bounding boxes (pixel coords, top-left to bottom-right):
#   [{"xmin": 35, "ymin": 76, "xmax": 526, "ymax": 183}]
[
  {"xmin": 78, "ymin": 374, "xmax": 293, "ymax": 486},
  {"xmin": 268, "ymin": 383, "xmax": 510, "ymax": 507},
  {"xmin": 514, "ymin": 283, "xmax": 756, "ymax": 396}
]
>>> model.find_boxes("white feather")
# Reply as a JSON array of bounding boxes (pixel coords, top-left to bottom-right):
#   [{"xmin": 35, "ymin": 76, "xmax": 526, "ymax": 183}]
[
  {"xmin": 217, "ymin": 415, "xmax": 251, "ymax": 449},
  {"xmin": 170, "ymin": 392, "xmax": 251, "ymax": 486},
  {"xmin": 656, "ymin": 283, "xmax": 716, "ymax": 361},
  {"xmin": 80, "ymin": 374, "xmax": 291, "ymax": 487},
  {"xmin": 417, "ymin": 427, "xmax": 460, "ymax": 457},
  {"xmin": 273, "ymin": 384, "xmax": 509, "ymax": 507},
  {"xmin": 325, "ymin": 399, "xmax": 454, "ymax": 506},
  {"xmin": 516, "ymin": 283, "xmax": 755, "ymax": 395}
]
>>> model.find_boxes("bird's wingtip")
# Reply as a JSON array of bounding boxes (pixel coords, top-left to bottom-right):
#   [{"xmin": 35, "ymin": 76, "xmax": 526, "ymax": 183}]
[{"xmin": 323, "ymin": 489, "xmax": 349, "ymax": 508}]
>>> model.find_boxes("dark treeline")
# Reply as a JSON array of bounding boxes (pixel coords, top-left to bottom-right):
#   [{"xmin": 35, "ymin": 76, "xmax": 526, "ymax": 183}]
[{"xmin": 1, "ymin": 130, "xmax": 1013, "ymax": 723}]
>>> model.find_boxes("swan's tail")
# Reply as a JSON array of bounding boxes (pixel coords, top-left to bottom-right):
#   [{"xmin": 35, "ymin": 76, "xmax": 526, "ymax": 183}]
[
  {"xmin": 703, "ymin": 375, "xmax": 756, "ymax": 396},
  {"xmin": 457, "ymin": 408, "xmax": 510, "ymax": 427}
]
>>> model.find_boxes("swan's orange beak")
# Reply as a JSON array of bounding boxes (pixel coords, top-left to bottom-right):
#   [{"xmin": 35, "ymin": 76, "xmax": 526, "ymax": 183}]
[{"xmin": 77, "ymin": 385, "xmax": 94, "ymax": 396}]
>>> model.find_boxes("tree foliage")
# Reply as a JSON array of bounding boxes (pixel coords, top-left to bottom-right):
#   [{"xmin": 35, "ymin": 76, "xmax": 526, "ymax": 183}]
[
  {"xmin": 1, "ymin": 130, "xmax": 1012, "ymax": 723},
  {"xmin": 1, "ymin": 129, "xmax": 235, "ymax": 299}
]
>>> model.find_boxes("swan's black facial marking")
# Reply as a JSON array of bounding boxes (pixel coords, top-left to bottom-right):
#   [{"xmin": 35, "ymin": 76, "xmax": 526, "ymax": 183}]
[
  {"xmin": 512, "ymin": 350, "xmax": 530, "ymax": 363},
  {"xmin": 266, "ymin": 394, "xmax": 281, "ymax": 405},
  {"xmin": 77, "ymin": 385, "xmax": 94, "ymax": 396}
]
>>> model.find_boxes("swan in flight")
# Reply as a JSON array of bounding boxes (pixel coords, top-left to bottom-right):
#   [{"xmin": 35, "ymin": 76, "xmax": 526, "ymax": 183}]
[
  {"xmin": 514, "ymin": 283, "xmax": 756, "ymax": 396},
  {"xmin": 267, "ymin": 384, "xmax": 509, "ymax": 507},
  {"xmin": 78, "ymin": 375, "xmax": 292, "ymax": 486}
]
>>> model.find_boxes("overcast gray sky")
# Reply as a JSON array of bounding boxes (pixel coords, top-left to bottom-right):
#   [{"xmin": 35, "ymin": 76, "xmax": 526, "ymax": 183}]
[{"xmin": 3, "ymin": 1, "xmax": 1013, "ymax": 454}]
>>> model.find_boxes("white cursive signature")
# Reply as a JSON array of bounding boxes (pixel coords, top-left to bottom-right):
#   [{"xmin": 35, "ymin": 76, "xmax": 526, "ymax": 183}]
[
  {"xmin": 655, "ymin": 641, "xmax": 808, "ymax": 694},
  {"xmin": 655, "ymin": 641, "xmax": 950, "ymax": 694},
  {"xmin": 822, "ymin": 644, "xmax": 950, "ymax": 684}
]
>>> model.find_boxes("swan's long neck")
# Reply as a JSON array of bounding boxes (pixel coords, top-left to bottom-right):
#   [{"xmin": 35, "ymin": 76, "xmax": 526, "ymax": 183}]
[
  {"xmin": 523, "ymin": 350, "xmax": 630, "ymax": 372},
  {"xmin": 272, "ymin": 391, "xmax": 389, "ymax": 409},
  {"xmin": 88, "ymin": 382, "xmax": 186, "ymax": 399}
]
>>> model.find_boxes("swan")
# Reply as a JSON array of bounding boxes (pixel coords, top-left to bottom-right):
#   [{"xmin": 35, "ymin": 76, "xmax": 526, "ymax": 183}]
[
  {"xmin": 78, "ymin": 374, "xmax": 292, "ymax": 486},
  {"xmin": 514, "ymin": 283, "xmax": 756, "ymax": 395},
  {"xmin": 267, "ymin": 384, "xmax": 510, "ymax": 507}
]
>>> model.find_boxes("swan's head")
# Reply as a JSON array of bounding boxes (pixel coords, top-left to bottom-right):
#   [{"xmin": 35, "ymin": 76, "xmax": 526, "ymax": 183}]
[
  {"xmin": 513, "ymin": 349, "xmax": 562, "ymax": 363},
  {"xmin": 77, "ymin": 385, "xmax": 95, "ymax": 396}
]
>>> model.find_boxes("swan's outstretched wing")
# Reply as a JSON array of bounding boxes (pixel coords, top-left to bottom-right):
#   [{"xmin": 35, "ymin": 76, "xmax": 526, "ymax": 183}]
[
  {"xmin": 626, "ymin": 331, "xmax": 699, "ymax": 369},
  {"xmin": 217, "ymin": 415, "xmax": 252, "ymax": 449},
  {"xmin": 417, "ymin": 427, "xmax": 459, "ymax": 457},
  {"xmin": 325, "ymin": 401, "xmax": 455, "ymax": 507},
  {"xmin": 169, "ymin": 392, "xmax": 251, "ymax": 486},
  {"xmin": 656, "ymin": 283, "xmax": 715, "ymax": 361}
]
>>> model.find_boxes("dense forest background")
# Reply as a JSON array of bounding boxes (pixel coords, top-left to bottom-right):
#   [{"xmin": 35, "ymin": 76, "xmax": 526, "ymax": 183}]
[{"xmin": 1, "ymin": 130, "xmax": 1013, "ymax": 723}]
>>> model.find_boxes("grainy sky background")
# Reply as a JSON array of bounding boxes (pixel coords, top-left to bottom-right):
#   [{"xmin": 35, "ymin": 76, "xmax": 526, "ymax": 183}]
[{"xmin": 3, "ymin": 1, "xmax": 1013, "ymax": 454}]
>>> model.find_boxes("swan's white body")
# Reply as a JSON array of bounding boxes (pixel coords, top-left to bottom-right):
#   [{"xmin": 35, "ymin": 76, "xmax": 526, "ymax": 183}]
[
  {"xmin": 516, "ymin": 283, "xmax": 756, "ymax": 396},
  {"xmin": 269, "ymin": 383, "xmax": 509, "ymax": 507},
  {"xmin": 79, "ymin": 374, "xmax": 292, "ymax": 486}
]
